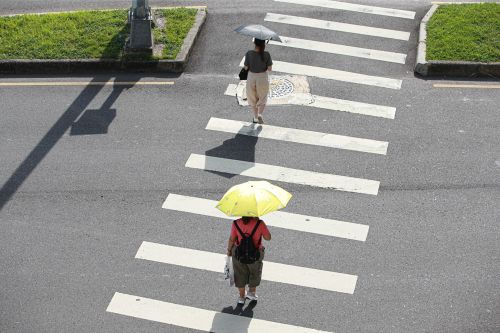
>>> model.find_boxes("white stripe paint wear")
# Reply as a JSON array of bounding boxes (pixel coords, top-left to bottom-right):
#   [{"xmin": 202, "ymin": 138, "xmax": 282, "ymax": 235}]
[
  {"xmin": 310, "ymin": 95, "xmax": 397, "ymax": 119},
  {"xmin": 185, "ymin": 154, "xmax": 380, "ymax": 195},
  {"xmin": 136, "ymin": 242, "xmax": 358, "ymax": 294},
  {"xmin": 265, "ymin": 13, "xmax": 410, "ymax": 41},
  {"xmin": 107, "ymin": 292, "xmax": 333, "ymax": 332},
  {"xmin": 239, "ymin": 58, "xmax": 402, "ymax": 89},
  {"xmin": 163, "ymin": 193, "xmax": 369, "ymax": 241},
  {"xmin": 274, "ymin": 0, "xmax": 416, "ymax": 19},
  {"xmin": 224, "ymin": 84, "xmax": 396, "ymax": 119},
  {"xmin": 206, "ymin": 117, "xmax": 389, "ymax": 155},
  {"xmin": 269, "ymin": 36, "xmax": 407, "ymax": 64}
]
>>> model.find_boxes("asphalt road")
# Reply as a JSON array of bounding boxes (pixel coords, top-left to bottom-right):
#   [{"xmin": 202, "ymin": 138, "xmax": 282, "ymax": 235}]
[{"xmin": 0, "ymin": 1, "xmax": 499, "ymax": 332}]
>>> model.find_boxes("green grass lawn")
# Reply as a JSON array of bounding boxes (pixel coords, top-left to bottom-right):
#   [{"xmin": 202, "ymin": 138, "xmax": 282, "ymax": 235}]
[
  {"xmin": 426, "ymin": 3, "xmax": 500, "ymax": 63},
  {"xmin": 0, "ymin": 8, "xmax": 197, "ymax": 60},
  {"xmin": 154, "ymin": 8, "xmax": 197, "ymax": 59}
]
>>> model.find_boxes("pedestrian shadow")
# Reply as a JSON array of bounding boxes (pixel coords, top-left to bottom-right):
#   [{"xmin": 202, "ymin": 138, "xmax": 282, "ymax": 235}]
[
  {"xmin": 209, "ymin": 301, "xmax": 257, "ymax": 333},
  {"xmin": 204, "ymin": 125, "xmax": 262, "ymax": 179}
]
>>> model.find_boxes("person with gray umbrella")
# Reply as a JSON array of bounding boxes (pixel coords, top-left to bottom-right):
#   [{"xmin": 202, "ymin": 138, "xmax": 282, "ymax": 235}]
[
  {"xmin": 244, "ymin": 38, "xmax": 272, "ymax": 124},
  {"xmin": 235, "ymin": 25, "xmax": 281, "ymax": 125}
]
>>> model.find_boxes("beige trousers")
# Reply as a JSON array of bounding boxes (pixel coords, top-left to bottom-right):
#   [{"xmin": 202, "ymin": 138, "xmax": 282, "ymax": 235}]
[{"xmin": 246, "ymin": 71, "xmax": 269, "ymax": 117}]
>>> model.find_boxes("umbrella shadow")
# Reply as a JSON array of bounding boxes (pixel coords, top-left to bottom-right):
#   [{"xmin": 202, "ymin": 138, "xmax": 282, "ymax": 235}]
[
  {"xmin": 209, "ymin": 301, "xmax": 257, "ymax": 332},
  {"xmin": 205, "ymin": 125, "xmax": 262, "ymax": 179}
]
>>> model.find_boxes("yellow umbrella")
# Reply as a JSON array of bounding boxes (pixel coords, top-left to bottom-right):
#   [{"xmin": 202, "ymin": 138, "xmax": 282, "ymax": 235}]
[{"xmin": 216, "ymin": 181, "xmax": 292, "ymax": 217}]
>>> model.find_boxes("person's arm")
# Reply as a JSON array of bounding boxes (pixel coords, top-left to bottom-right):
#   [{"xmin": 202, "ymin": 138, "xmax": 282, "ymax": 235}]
[
  {"xmin": 227, "ymin": 236, "xmax": 237, "ymax": 256},
  {"xmin": 261, "ymin": 222, "xmax": 271, "ymax": 241},
  {"xmin": 244, "ymin": 51, "xmax": 249, "ymax": 71},
  {"xmin": 228, "ymin": 223, "xmax": 238, "ymax": 256},
  {"xmin": 267, "ymin": 53, "xmax": 273, "ymax": 72}
]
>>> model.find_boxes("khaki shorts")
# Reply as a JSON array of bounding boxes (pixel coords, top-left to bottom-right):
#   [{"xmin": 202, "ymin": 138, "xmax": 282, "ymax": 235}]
[{"xmin": 232, "ymin": 247, "xmax": 265, "ymax": 288}]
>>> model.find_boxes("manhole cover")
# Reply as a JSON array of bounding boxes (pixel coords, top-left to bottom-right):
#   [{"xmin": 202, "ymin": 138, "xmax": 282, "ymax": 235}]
[{"xmin": 269, "ymin": 77, "xmax": 294, "ymax": 99}]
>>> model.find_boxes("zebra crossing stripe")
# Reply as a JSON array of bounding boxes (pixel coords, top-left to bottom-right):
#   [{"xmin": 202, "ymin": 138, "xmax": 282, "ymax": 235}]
[
  {"xmin": 274, "ymin": 0, "xmax": 416, "ymax": 19},
  {"xmin": 265, "ymin": 13, "xmax": 410, "ymax": 41},
  {"xmin": 136, "ymin": 242, "xmax": 358, "ymax": 294},
  {"xmin": 269, "ymin": 36, "xmax": 407, "ymax": 64},
  {"xmin": 310, "ymin": 95, "xmax": 396, "ymax": 119},
  {"xmin": 239, "ymin": 58, "xmax": 402, "ymax": 90},
  {"xmin": 224, "ymin": 84, "xmax": 396, "ymax": 119},
  {"xmin": 185, "ymin": 154, "xmax": 380, "ymax": 195},
  {"xmin": 163, "ymin": 193, "xmax": 369, "ymax": 241},
  {"xmin": 107, "ymin": 292, "xmax": 333, "ymax": 332},
  {"xmin": 206, "ymin": 117, "xmax": 388, "ymax": 155}
]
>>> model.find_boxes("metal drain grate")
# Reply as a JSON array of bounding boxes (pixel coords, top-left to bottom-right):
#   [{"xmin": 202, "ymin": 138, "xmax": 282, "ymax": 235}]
[{"xmin": 269, "ymin": 77, "xmax": 295, "ymax": 99}]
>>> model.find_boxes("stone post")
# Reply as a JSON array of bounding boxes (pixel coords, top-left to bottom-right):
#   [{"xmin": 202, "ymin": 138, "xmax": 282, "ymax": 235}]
[{"xmin": 127, "ymin": 0, "xmax": 153, "ymax": 53}]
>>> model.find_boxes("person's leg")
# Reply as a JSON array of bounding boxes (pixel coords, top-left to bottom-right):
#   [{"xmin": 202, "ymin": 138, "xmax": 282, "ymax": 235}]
[
  {"xmin": 246, "ymin": 248, "xmax": 264, "ymax": 300},
  {"xmin": 255, "ymin": 74, "xmax": 269, "ymax": 123},
  {"xmin": 245, "ymin": 73, "xmax": 259, "ymax": 120},
  {"xmin": 232, "ymin": 249, "xmax": 248, "ymax": 304}
]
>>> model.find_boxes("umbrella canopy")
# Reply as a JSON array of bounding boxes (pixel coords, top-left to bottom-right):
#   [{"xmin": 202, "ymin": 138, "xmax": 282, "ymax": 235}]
[
  {"xmin": 216, "ymin": 181, "xmax": 292, "ymax": 217},
  {"xmin": 234, "ymin": 24, "xmax": 282, "ymax": 42}
]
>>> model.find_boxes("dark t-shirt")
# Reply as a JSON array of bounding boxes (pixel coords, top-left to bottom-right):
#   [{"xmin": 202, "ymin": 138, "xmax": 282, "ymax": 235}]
[{"xmin": 244, "ymin": 50, "xmax": 272, "ymax": 73}]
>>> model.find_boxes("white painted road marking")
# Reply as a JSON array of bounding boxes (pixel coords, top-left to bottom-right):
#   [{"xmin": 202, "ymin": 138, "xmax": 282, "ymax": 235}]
[
  {"xmin": 136, "ymin": 242, "xmax": 358, "ymax": 293},
  {"xmin": 265, "ymin": 13, "xmax": 411, "ymax": 41},
  {"xmin": 225, "ymin": 84, "xmax": 396, "ymax": 119},
  {"xmin": 239, "ymin": 58, "xmax": 402, "ymax": 90},
  {"xmin": 269, "ymin": 36, "xmax": 407, "ymax": 64},
  {"xmin": 224, "ymin": 84, "xmax": 239, "ymax": 97},
  {"xmin": 206, "ymin": 117, "xmax": 388, "ymax": 155},
  {"xmin": 163, "ymin": 193, "xmax": 370, "ymax": 241},
  {"xmin": 274, "ymin": 0, "xmax": 416, "ymax": 19},
  {"xmin": 310, "ymin": 95, "xmax": 396, "ymax": 119},
  {"xmin": 185, "ymin": 154, "xmax": 380, "ymax": 195},
  {"xmin": 107, "ymin": 292, "xmax": 333, "ymax": 332}
]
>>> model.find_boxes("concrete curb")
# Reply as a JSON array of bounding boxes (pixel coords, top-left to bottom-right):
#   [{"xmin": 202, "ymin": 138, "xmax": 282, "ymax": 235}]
[
  {"xmin": 414, "ymin": 4, "xmax": 500, "ymax": 78},
  {"xmin": 0, "ymin": 7, "xmax": 207, "ymax": 74}
]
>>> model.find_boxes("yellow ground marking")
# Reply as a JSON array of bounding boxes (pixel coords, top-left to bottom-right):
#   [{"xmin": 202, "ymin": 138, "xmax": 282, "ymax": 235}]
[
  {"xmin": 166, "ymin": 6, "xmax": 207, "ymax": 9},
  {"xmin": 433, "ymin": 83, "xmax": 500, "ymax": 89},
  {"xmin": 0, "ymin": 81, "xmax": 174, "ymax": 87},
  {"xmin": 1, "ymin": 6, "xmax": 207, "ymax": 17},
  {"xmin": 431, "ymin": 2, "xmax": 489, "ymax": 4}
]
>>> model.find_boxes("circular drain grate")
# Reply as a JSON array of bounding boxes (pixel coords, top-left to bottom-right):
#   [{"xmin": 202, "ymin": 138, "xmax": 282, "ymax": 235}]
[{"xmin": 269, "ymin": 77, "xmax": 294, "ymax": 99}]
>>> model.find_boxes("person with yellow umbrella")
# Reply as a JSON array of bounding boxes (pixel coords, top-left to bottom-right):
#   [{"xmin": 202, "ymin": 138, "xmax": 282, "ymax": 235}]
[{"xmin": 217, "ymin": 180, "xmax": 292, "ymax": 305}]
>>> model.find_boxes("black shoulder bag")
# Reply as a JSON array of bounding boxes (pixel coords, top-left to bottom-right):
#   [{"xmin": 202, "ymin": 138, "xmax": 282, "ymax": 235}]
[{"xmin": 239, "ymin": 67, "xmax": 248, "ymax": 80}]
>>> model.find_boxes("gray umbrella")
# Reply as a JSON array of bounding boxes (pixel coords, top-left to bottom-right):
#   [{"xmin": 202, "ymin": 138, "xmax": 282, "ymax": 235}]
[{"xmin": 234, "ymin": 24, "xmax": 282, "ymax": 42}]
